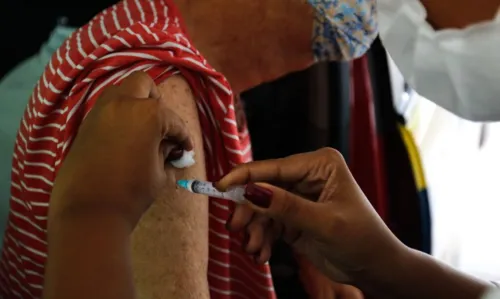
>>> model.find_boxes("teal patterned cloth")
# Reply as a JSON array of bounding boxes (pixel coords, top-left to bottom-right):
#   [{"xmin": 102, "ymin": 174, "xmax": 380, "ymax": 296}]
[
  {"xmin": 308, "ymin": 0, "xmax": 378, "ymax": 61},
  {"xmin": 0, "ymin": 26, "xmax": 75, "ymax": 247}
]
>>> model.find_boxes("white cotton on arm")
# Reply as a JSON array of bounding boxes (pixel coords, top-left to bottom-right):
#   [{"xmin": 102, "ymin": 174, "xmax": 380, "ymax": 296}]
[{"xmin": 170, "ymin": 150, "xmax": 196, "ymax": 168}]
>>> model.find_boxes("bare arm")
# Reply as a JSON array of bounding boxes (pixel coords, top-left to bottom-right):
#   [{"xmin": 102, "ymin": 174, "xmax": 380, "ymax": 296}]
[
  {"xmin": 43, "ymin": 72, "xmax": 203, "ymax": 299},
  {"xmin": 131, "ymin": 75, "xmax": 210, "ymax": 299},
  {"xmin": 44, "ymin": 75, "xmax": 209, "ymax": 299},
  {"xmin": 420, "ymin": 0, "xmax": 499, "ymax": 29},
  {"xmin": 358, "ymin": 248, "xmax": 490, "ymax": 299},
  {"xmin": 43, "ymin": 208, "xmax": 136, "ymax": 299}
]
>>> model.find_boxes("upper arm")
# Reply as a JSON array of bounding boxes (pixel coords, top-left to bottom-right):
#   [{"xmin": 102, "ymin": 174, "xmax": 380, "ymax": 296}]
[{"xmin": 130, "ymin": 75, "xmax": 210, "ymax": 299}]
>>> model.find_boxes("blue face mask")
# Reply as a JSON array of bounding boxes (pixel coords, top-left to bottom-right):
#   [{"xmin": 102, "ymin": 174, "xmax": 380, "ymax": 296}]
[{"xmin": 308, "ymin": 0, "xmax": 378, "ymax": 61}]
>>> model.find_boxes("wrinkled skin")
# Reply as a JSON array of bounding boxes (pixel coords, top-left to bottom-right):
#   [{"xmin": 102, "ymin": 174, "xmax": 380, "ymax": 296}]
[
  {"xmin": 172, "ymin": 1, "xmax": 364, "ymax": 298},
  {"xmin": 174, "ymin": 0, "xmax": 316, "ymax": 94},
  {"xmin": 176, "ymin": 0, "xmax": 498, "ymax": 93},
  {"xmin": 173, "ymin": 0, "xmax": 498, "ymax": 298}
]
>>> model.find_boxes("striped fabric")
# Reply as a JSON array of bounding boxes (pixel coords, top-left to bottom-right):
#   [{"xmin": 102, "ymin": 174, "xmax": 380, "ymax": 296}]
[{"xmin": 0, "ymin": 0, "xmax": 275, "ymax": 298}]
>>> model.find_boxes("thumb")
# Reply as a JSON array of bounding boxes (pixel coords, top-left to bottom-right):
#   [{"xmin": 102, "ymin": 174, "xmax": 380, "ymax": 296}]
[{"xmin": 246, "ymin": 183, "xmax": 324, "ymax": 235}]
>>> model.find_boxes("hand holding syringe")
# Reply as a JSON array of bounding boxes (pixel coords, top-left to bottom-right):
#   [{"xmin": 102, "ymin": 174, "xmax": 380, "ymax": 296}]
[{"xmin": 177, "ymin": 179, "xmax": 271, "ymax": 206}]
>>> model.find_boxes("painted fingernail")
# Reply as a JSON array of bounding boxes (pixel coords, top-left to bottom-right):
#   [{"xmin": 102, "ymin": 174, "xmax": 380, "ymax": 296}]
[
  {"xmin": 225, "ymin": 212, "xmax": 234, "ymax": 231},
  {"xmin": 244, "ymin": 183, "xmax": 273, "ymax": 208}
]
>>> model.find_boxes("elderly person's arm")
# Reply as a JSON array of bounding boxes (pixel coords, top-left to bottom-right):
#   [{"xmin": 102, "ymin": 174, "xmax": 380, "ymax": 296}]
[
  {"xmin": 131, "ymin": 75, "xmax": 210, "ymax": 299},
  {"xmin": 43, "ymin": 72, "xmax": 202, "ymax": 299}
]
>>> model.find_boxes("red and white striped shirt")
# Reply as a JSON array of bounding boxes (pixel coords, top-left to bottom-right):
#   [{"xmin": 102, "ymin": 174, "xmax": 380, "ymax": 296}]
[{"xmin": 0, "ymin": 1, "xmax": 275, "ymax": 298}]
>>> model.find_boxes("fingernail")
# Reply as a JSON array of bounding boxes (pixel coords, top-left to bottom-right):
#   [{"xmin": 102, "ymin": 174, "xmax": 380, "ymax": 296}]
[
  {"xmin": 244, "ymin": 183, "xmax": 272, "ymax": 208},
  {"xmin": 225, "ymin": 212, "xmax": 234, "ymax": 231}
]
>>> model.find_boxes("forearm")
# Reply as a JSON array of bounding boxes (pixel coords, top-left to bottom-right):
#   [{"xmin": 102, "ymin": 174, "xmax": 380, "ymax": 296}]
[
  {"xmin": 43, "ymin": 206, "xmax": 135, "ymax": 299},
  {"xmin": 420, "ymin": 0, "xmax": 499, "ymax": 29},
  {"xmin": 358, "ymin": 248, "xmax": 490, "ymax": 299}
]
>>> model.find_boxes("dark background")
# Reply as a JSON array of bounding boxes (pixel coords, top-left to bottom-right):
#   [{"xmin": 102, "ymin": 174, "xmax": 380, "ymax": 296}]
[{"xmin": 0, "ymin": 0, "xmax": 117, "ymax": 79}]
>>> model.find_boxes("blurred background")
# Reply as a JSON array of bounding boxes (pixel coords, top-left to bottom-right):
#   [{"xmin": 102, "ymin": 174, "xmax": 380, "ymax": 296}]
[{"xmin": 1, "ymin": 1, "xmax": 499, "ymax": 297}]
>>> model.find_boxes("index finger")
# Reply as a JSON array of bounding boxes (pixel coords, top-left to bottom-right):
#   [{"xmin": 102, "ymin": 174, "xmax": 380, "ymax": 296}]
[{"xmin": 216, "ymin": 151, "xmax": 316, "ymax": 191}]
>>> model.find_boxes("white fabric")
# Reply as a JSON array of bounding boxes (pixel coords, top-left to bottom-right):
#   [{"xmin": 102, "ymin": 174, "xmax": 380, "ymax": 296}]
[
  {"xmin": 378, "ymin": 0, "xmax": 500, "ymax": 122},
  {"xmin": 482, "ymin": 288, "xmax": 500, "ymax": 299}
]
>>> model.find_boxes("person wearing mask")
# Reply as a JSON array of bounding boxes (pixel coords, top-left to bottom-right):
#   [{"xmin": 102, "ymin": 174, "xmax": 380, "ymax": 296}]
[
  {"xmin": 379, "ymin": 0, "xmax": 500, "ymax": 121},
  {"xmin": 44, "ymin": 72, "xmax": 499, "ymax": 299},
  {"xmin": 0, "ymin": 1, "xmax": 377, "ymax": 298},
  {"xmin": 5, "ymin": 1, "xmax": 500, "ymax": 298}
]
